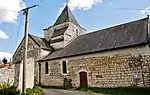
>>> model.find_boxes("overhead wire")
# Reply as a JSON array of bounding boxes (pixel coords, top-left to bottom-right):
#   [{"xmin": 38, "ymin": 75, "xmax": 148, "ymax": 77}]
[
  {"xmin": 2, "ymin": 0, "xmax": 148, "ymax": 46},
  {"xmin": 0, "ymin": 9, "xmax": 19, "ymax": 12},
  {"xmin": 0, "ymin": 39, "xmax": 3, "ymax": 48},
  {"xmin": 0, "ymin": 0, "xmax": 48, "ymax": 12},
  {"xmin": 12, "ymin": 0, "xmax": 48, "ymax": 47},
  {"xmin": 115, "ymin": 8, "xmax": 146, "ymax": 11},
  {"xmin": 0, "ymin": 0, "xmax": 148, "ymax": 12},
  {"xmin": 0, "ymin": 0, "xmax": 48, "ymax": 48},
  {"xmin": 0, "ymin": 0, "xmax": 48, "ymax": 51},
  {"xmin": 14, "ymin": 13, "xmax": 23, "ymax": 47},
  {"xmin": 39, "ymin": 0, "xmax": 48, "ymax": 4},
  {"xmin": 35, "ymin": 0, "xmax": 49, "ymax": 6}
]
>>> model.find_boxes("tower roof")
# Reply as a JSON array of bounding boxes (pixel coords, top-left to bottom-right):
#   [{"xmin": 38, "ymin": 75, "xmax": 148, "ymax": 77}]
[{"xmin": 54, "ymin": 5, "xmax": 80, "ymax": 27}]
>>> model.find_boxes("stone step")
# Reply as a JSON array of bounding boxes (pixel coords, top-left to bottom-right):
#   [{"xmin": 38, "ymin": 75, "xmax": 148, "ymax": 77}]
[
  {"xmin": 143, "ymin": 75, "xmax": 149, "ymax": 78},
  {"xmin": 143, "ymin": 81, "xmax": 150, "ymax": 83}
]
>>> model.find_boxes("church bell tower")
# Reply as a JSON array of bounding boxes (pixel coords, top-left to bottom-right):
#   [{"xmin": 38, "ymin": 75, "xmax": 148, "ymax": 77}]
[{"xmin": 44, "ymin": 5, "xmax": 86, "ymax": 50}]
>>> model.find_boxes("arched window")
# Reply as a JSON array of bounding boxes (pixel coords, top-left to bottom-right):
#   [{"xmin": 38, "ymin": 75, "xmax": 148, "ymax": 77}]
[
  {"xmin": 76, "ymin": 29, "xmax": 78, "ymax": 36},
  {"xmin": 62, "ymin": 61, "xmax": 67, "ymax": 73},
  {"xmin": 45, "ymin": 62, "xmax": 49, "ymax": 74}
]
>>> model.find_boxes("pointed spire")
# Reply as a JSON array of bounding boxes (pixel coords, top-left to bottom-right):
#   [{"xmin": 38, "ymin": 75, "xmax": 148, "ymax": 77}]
[
  {"xmin": 65, "ymin": 0, "xmax": 69, "ymax": 6},
  {"xmin": 54, "ymin": 5, "xmax": 80, "ymax": 27}
]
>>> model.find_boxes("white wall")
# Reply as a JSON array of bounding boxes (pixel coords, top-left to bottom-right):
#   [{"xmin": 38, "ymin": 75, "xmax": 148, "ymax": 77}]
[
  {"xmin": 18, "ymin": 58, "xmax": 35, "ymax": 92},
  {"xmin": 26, "ymin": 58, "xmax": 34, "ymax": 88},
  {"xmin": 51, "ymin": 42, "xmax": 64, "ymax": 50},
  {"xmin": 18, "ymin": 61, "xmax": 23, "ymax": 92},
  {"xmin": 46, "ymin": 44, "xmax": 150, "ymax": 62},
  {"xmin": 41, "ymin": 49, "xmax": 51, "ymax": 58}
]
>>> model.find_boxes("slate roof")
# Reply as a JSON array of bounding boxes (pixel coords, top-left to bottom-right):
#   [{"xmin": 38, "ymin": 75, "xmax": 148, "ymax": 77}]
[
  {"xmin": 50, "ymin": 38, "xmax": 64, "ymax": 44},
  {"xmin": 29, "ymin": 34, "xmax": 52, "ymax": 50},
  {"xmin": 51, "ymin": 26, "xmax": 68, "ymax": 38},
  {"xmin": 54, "ymin": 5, "xmax": 80, "ymax": 27},
  {"xmin": 40, "ymin": 17, "xmax": 149, "ymax": 61}
]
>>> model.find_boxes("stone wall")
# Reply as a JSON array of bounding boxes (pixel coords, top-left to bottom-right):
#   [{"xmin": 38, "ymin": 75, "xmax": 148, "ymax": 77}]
[
  {"xmin": 13, "ymin": 37, "xmax": 42, "ymax": 90},
  {"xmin": 40, "ymin": 61, "xmax": 64, "ymax": 86},
  {"xmin": 40, "ymin": 45, "xmax": 150, "ymax": 88},
  {"xmin": 67, "ymin": 54, "xmax": 150, "ymax": 87},
  {"xmin": 0, "ymin": 64, "xmax": 14, "ymax": 84},
  {"xmin": 13, "ymin": 37, "xmax": 41, "ymax": 62}
]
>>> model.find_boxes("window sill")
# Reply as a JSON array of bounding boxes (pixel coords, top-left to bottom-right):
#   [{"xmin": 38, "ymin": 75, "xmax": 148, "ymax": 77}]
[{"xmin": 62, "ymin": 73, "xmax": 68, "ymax": 76}]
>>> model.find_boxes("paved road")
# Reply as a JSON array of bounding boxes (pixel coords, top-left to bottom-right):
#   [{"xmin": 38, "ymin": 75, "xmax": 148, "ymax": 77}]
[{"xmin": 43, "ymin": 89, "xmax": 91, "ymax": 95}]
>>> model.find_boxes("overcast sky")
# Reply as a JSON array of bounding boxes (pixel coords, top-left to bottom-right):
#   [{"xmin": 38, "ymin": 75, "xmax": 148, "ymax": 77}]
[{"xmin": 0, "ymin": 0, "xmax": 150, "ymax": 60}]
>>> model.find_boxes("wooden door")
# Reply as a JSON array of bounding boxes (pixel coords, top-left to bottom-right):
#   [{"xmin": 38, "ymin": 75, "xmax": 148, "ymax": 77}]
[{"xmin": 79, "ymin": 72, "xmax": 88, "ymax": 88}]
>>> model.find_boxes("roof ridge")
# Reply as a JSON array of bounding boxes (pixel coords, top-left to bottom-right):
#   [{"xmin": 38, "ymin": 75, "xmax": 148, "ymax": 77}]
[
  {"xmin": 29, "ymin": 34, "xmax": 52, "ymax": 50},
  {"xmin": 66, "ymin": 5, "xmax": 69, "ymax": 22},
  {"xmin": 29, "ymin": 34, "xmax": 44, "ymax": 39},
  {"xmin": 82, "ymin": 17, "xmax": 149, "ymax": 37}
]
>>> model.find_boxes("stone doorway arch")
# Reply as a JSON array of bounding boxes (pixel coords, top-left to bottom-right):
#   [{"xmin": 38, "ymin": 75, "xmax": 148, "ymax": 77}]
[{"xmin": 79, "ymin": 72, "xmax": 88, "ymax": 87}]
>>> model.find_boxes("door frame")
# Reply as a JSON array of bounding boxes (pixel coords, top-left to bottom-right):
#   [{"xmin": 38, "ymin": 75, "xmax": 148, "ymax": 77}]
[
  {"xmin": 77, "ymin": 69, "xmax": 89, "ymax": 87},
  {"xmin": 79, "ymin": 71, "xmax": 88, "ymax": 87}
]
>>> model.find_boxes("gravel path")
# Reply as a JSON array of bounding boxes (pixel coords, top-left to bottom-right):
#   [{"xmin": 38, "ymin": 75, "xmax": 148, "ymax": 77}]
[{"xmin": 43, "ymin": 89, "xmax": 91, "ymax": 95}]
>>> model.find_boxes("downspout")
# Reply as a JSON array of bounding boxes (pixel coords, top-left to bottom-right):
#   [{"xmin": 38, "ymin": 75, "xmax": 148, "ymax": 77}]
[
  {"xmin": 147, "ymin": 15, "xmax": 150, "ymax": 41},
  {"xmin": 38, "ymin": 46, "xmax": 42, "ymax": 86},
  {"xmin": 38, "ymin": 62, "xmax": 41, "ymax": 86}
]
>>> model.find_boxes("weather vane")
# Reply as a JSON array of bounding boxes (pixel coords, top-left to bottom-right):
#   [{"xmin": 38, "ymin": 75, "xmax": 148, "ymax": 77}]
[{"xmin": 65, "ymin": 0, "xmax": 69, "ymax": 5}]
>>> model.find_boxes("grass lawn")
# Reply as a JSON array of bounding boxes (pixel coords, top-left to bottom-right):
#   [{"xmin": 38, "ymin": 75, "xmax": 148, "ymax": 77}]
[{"xmin": 76, "ymin": 87, "xmax": 150, "ymax": 95}]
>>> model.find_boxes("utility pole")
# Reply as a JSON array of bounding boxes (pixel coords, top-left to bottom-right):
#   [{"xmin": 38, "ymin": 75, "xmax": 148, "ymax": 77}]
[{"xmin": 21, "ymin": 5, "xmax": 38, "ymax": 94}]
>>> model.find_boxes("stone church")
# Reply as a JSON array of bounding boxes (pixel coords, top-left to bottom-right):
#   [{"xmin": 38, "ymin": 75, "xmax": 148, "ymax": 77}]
[{"xmin": 13, "ymin": 5, "xmax": 150, "ymax": 89}]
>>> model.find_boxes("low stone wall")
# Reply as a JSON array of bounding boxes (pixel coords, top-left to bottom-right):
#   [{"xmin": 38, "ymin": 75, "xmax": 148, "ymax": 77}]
[{"xmin": 0, "ymin": 64, "xmax": 14, "ymax": 84}]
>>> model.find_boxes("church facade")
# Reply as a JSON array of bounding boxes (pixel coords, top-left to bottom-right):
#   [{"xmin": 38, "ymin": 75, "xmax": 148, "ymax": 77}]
[{"xmin": 13, "ymin": 5, "xmax": 150, "ymax": 89}]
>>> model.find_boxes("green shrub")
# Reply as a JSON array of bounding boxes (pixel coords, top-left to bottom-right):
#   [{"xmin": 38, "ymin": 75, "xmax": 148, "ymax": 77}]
[
  {"xmin": 26, "ymin": 86, "xmax": 45, "ymax": 95},
  {"xmin": 0, "ymin": 82, "xmax": 20, "ymax": 95},
  {"xmin": 63, "ymin": 78, "xmax": 72, "ymax": 89}
]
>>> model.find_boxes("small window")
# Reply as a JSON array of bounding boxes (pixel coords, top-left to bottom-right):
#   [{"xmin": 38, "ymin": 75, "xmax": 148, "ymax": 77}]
[
  {"xmin": 62, "ymin": 61, "xmax": 67, "ymax": 73},
  {"xmin": 45, "ymin": 62, "xmax": 49, "ymax": 74},
  {"xmin": 76, "ymin": 29, "xmax": 78, "ymax": 36}
]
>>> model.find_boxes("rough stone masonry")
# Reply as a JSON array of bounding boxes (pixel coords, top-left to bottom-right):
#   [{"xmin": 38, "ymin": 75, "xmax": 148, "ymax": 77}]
[{"xmin": 0, "ymin": 64, "xmax": 14, "ymax": 84}]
